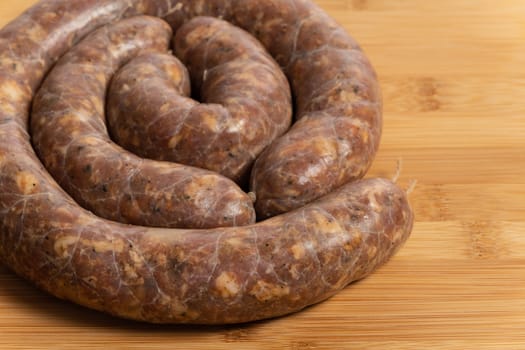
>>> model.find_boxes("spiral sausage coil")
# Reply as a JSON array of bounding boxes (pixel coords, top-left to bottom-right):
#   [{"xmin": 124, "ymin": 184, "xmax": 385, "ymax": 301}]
[{"xmin": 0, "ymin": 0, "xmax": 413, "ymax": 324}]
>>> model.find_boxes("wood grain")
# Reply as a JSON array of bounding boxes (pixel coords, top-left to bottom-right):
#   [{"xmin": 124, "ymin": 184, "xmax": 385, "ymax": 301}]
[{"xmin": 1, "ymin": 0, "xmax": 524, "ymax": 348}]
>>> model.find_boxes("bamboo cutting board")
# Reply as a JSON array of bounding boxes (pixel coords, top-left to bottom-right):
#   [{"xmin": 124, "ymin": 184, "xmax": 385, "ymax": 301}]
[{"xmin": 1, "ymin": 0, "xmax": 524, "ymax": 349}]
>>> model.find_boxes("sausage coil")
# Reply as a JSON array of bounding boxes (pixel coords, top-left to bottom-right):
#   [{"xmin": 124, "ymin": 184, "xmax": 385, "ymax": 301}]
[{"xmin": 0, "ymin": 0, "xmax": 413, "ymax": 324}]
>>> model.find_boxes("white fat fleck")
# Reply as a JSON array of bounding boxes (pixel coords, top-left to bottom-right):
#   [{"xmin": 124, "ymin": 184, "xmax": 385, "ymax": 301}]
[
  {"xmin": 325, "ymin": 235, "xmax": 343, "ymax": 249},
  {"xmin": 338, "ymin": 139, "xmax": 352, "ymax": 158},
  {"xmin": 304, "ymin": 240, "xmax": 315, "ymax": 251},
  {"xmin": 53, "ymin": 236, "xmax": 79, "ymax": 258},
  {"xmin": 86, "ymin": 238, "xmax": 125, "ymax": 254},
  {"xmin": 215, "ymin": 271, "xmax": 240, "ymax": 298},
  {"xmin": 222, "ymin": 198, "xmax": 244, "ymax": 223},
  {"xmin": 74, "ymin": 108, "xmax": 97, "ymax": 124},
  {"xmin": 165, "ymin": 1, "xmax": 184, "ymax": 16},
  {"xmin": 0, "ymin": 80, "xmax": 25, "ymax": 102},
  {"xmin": 367, "ymin": 190, "xmax": 381, "ymax": 212},
  {"xmin": 15, "ymin": 171, "xmax": 39, "ymax": 195},
  {"xmin": 249, "ymin": 280, "xmax": 290, "ymax": 302},
  {"xmin": 291, "ymin": 243, "xmax": 305, "ymax": 260},
  {"xmin": 226, "ymin": 118, "xmax": 246, "ymax": 134},
  {"xmin": 297, "ymin": 163, "xmax": 324, "ymax": 185},
  {"xmin": 112, "ymin": 41, "xmax": 140, "ymax": 61}
]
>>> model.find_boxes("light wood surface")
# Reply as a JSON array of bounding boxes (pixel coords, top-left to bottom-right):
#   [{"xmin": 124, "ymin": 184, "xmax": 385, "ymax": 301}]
[{"xmin": 1, "ymin": 0, "xmax": 524, "ymax": 349}]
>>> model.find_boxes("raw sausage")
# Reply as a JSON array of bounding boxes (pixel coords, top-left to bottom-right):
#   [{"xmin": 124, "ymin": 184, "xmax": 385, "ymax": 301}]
[
  {"xmin": 108, "ymin": 16, "xmax": 292, "ymax": 185},
  {"xmin": 0, "ymin": 0, "xmax": 413, "ymax": 324},
  {"xmin": 0, "ymin": 0, "xmax": 408, "ymax": 324},
  {"xmin": 31, "ymin": 16, "xmax": 256, "ymax": 229},
  {"xmin": 167, "ymin": 0, "xmax": 382, "ymax": 217},
  {"xmin": 249, "ymin": 9, "xmax": 382, "ymax": 218}
]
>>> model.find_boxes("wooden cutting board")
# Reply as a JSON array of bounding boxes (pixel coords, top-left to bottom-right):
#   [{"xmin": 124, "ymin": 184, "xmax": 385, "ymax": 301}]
[{"xmin": 1, "ymin": 0, "xmax": 524, "ymax": 348}]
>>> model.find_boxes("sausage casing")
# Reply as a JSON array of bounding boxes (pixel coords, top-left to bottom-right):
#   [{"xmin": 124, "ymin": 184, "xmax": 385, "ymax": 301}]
[
  {"xmin": 30, "ymin": 16, "xmax": 256, "ymax": 229},
  {"xmin": 108, "ymin": 16, "xmax": 292, "ymax": 185},
  {"xmin": 0, "ymin": 0, "xmax": 412, "ymax": 324}
]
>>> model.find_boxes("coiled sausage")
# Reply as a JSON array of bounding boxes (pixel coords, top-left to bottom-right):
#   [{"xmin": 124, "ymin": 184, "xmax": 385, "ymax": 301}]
[
  {"xmin": 0, "ymin": 0, "xmax": 413, "ymax": 324},
  {"xmin": 107, "ymin": 16, "xmax": 292, "ymax": 185},
  {"xmin": 31, "ymin": 16, "xmax": 256, "ymax": 229}
]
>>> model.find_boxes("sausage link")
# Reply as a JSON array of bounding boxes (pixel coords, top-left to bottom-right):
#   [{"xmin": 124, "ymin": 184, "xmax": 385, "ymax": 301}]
[
  {"xmin": 0, "ymin": 0, "xmax": 412, "ymax": 324},
  {"xmin": 30, "ymin": 16, "xmax": 256, "ymax": 229}
]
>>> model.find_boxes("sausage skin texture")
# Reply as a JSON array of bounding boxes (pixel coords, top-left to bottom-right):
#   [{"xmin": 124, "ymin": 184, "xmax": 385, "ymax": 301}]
[
  {"xmin": 0, "ymin": 0, "xmax": 412, "ymax": 324},
  {"xmin": 30, "ymin": 16, "xmax": 256, "ymax": 229},
  {"xmin": 108, "ymin": 16, "xmax": 292, "ymax": 184},
  {"xmin": 248, "ymin": 11, "xmax": 382, "ymax": 218},
  {"xmin": 164, "ymin": 0, "xmax": 383, "ymax": 217}
]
